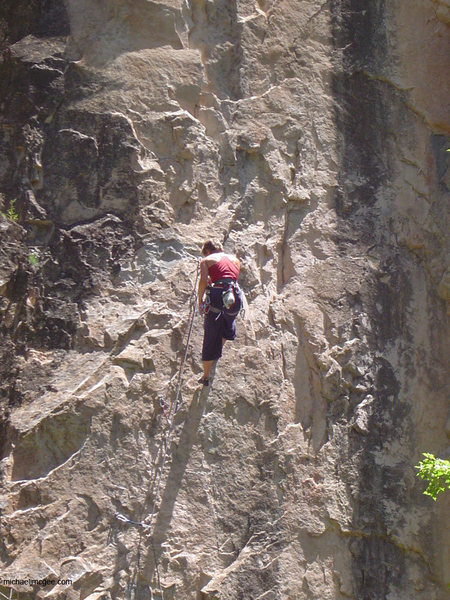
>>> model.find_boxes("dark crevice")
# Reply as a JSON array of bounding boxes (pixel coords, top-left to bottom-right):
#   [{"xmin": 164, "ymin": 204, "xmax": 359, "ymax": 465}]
[{"xmin": 0, "ymin": 0, "xmax": 69, "ymax": 50}]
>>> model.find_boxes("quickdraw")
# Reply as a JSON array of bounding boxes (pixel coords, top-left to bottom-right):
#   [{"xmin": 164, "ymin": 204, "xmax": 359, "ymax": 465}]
[
  {"xmin": 158, "ymin": 394, "xmax": 170, "ymax": 425},
  {"xmin": 201, "ymin": 288, "xmax": 211, "ymax": 315}
]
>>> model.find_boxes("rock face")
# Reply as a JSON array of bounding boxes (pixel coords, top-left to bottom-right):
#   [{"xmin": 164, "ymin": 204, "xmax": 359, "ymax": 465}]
[{"xmin": 0, "ymin": 1, "xmax": 448, "ymax": 599}]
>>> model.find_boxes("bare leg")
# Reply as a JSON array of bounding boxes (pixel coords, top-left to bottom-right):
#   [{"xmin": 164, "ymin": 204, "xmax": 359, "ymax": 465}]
[
  {"xmin": 200, "ymin": 341, "xmax": 227, "ymax": 385},
  {"xmin": 202, "ymin": 360, "xmax": 214, "ymax": 379}
]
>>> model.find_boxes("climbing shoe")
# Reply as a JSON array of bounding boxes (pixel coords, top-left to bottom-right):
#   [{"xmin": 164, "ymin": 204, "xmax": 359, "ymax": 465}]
[{"xmin": 198, "ymin": 376, "xmax": 209, "ymax": 387}]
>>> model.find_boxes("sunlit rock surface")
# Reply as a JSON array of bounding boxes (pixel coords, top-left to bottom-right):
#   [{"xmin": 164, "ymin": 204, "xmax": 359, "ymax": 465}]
[{"xmin": 0, "ymin": 1, "xmax": 448, "ymax": 599}]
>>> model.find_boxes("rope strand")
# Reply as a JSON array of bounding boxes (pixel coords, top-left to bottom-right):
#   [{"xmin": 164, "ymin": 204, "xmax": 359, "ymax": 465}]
[
  {"xmin": 116, "ymin": 260, "xmax": 201, "ymax": 599},
  {"xmin": 143, "ymin": 261, "xmax": 199, "ymax": 532}
]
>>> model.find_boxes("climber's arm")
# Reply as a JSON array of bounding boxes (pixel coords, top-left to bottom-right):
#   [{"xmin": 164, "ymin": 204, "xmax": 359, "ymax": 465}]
[{"xmin": 198, "ymin": 259, "xmax": 209, "ymax": 307}]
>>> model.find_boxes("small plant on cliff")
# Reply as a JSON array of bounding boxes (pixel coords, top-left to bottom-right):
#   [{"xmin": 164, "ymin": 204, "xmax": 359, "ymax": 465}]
[
  {"xmin": 415, "ymin": 453, "xmax": 450, "ymax": 500},
  {"xmin": 1, "ymin": 198, "xmax": 19, "ymax": 222},
  {"xmin": 28, "ymin": 252, "xmax": 39, "ymax": 268}
]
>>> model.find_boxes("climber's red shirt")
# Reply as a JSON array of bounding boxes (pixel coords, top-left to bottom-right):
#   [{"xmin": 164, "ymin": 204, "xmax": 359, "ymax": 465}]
[{"xmin": 208, "ymin": 255, "xmax": 240, "ymax": 283}]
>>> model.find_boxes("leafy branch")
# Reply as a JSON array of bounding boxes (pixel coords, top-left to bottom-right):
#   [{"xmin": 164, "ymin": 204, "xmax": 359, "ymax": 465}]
[
  {"xmin": 415, "ymin": 452, "xmax": 450, "ymax": 501},
  {"xmin": 1, "ymin": 198, "xmax": 19, "ymax": 222}
]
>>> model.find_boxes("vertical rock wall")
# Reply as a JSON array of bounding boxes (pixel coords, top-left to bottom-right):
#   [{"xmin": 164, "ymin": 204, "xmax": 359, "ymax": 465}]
[{"xmin": 0, "ymin": 1, "xmax": 448, "ymax": 599}]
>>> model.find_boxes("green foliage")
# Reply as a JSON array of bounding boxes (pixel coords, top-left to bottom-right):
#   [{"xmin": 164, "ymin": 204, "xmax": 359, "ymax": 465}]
[
  {"xmin": 415, "ymin": 452, "xmax": 450, "ymax": 501},
  {"xmin": 6, "ymin": 198, "xmax": 19, "ymax": 222},
  {"xmin": 29, "ymin": 252, "xmax": 39, "ymax": 267},
  {"xmin": 1, "ymin": 198, "xmax": 19, "ymax": 222}
]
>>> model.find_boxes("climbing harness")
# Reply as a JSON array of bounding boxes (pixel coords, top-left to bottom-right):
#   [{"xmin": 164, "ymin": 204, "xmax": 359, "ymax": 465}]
[{"xmin": 205, "ymin": 278, "xmax": 243, "ymax": 319}]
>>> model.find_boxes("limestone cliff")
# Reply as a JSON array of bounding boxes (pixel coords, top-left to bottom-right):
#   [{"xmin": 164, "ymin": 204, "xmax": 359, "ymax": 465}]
[{"xmin": 0, "ymin": 1, "xmax": 448, "ymax": 599}]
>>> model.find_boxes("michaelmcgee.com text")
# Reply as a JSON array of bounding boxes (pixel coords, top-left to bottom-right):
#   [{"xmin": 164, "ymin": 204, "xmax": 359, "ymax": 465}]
[{"xmin": 1, "ymin": 577, "xmax": 73, "ymax": 587}]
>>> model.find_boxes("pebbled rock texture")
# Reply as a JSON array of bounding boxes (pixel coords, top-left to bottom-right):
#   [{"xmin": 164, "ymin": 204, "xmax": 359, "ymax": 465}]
[{"xmin": 0, "ymin": 1, "xmax": 448, "ymax": 599}]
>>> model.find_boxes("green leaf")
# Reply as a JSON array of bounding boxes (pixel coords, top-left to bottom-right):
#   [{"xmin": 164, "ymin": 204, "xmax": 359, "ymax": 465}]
[
  {"xmin": 28, "ymin": 253, "xmax": 39, "ymax": 267},
  {"xmin": 6, "ymin": 198, "xmax": 19, "ymax": 222},
  {"xmin": 415, "ymin": 453, "xmax": 450, "ymax": 501}
]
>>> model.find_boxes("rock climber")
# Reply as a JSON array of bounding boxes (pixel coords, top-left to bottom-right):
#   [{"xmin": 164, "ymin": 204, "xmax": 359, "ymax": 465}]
[{"xmin": 198, "ymin": 240, "xmax": 242, "ymax": 386}]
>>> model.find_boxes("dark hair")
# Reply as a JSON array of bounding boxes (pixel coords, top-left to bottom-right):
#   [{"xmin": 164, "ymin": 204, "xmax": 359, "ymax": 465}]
[{"xmin": 202, "ymin": 240, "xmax": 223, "ymax": 255}]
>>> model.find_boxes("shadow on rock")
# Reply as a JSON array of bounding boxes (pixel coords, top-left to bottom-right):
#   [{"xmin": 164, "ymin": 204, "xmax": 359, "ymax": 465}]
[{"xmin": 144, "ymin": 379, "xmax": 212, "ymax": 573}]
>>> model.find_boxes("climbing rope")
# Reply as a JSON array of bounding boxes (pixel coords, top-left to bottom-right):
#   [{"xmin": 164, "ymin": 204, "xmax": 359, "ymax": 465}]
[
  {"xmin": 142, "ymin": 259, "xmax": 199, "ymax": 533},
  {"xmin": 115, "ymin": 259, "xmax": 201, "ymax": 597}
]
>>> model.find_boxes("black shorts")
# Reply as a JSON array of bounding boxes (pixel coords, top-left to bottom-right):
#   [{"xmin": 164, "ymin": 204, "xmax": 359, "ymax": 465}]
[{"xmin": 201, "ymin": 286, "xmax": 242, "ymax": 362}]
